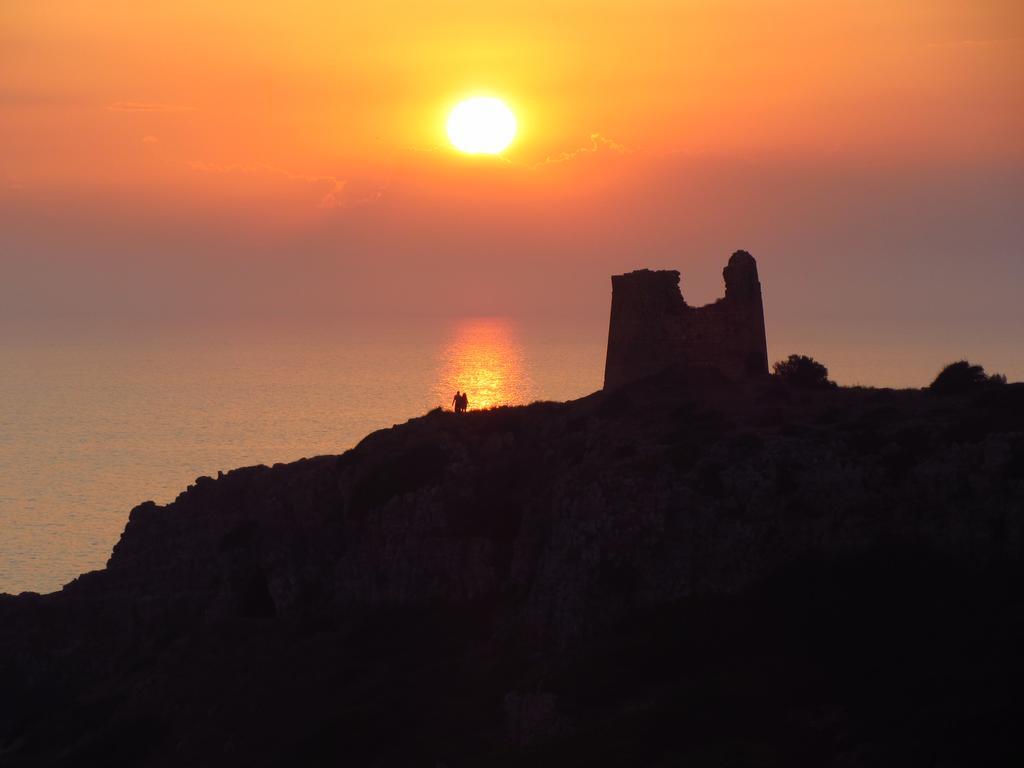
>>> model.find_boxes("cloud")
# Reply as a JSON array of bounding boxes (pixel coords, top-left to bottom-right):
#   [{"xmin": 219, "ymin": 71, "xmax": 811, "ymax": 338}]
[
  {"xmin": 540, "ymin": 133, "xmax": 632, "ymax": 166},
  {"xmin": 108, "ymin": 101, "xmax": 193, "ymax": 113},
  {"xmin": 0, "ymin": 88, "xmax": 79, "ymax": 108},
  {"xmin": 316, "ymin": 179, "xmax": 348, "ymax": 208},
  {"xmin": 141, "ymin": 135, "xmax": 159, "ymax": 144},
  {"xmin": 927, "ymin": 36, "xmax": 1024, "ymax": 49},
  {"xmin": 185, "ymin": 161, "xmax": 378, "ymax": 210}
]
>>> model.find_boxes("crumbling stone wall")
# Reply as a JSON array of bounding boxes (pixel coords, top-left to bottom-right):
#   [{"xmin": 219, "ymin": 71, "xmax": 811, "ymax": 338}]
[{"xmin": 603, "ymin": 250, "xmax": 768, "ymax": 389}]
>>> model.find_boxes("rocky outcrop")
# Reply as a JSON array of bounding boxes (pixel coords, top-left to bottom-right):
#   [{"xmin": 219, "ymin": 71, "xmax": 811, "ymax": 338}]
[
  {"xmin": 604, "ymin": 251, "xmax": 769, "ymax": 389},
  {"xmin": 1, "ymin": 373, "xmax": 1022, "ymax": 766}
]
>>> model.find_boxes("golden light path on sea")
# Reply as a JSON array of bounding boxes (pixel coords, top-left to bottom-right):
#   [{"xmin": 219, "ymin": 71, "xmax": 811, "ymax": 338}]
[{"xmin": 435, "ymin": 318, "xmax": 532, "ymax": 411}]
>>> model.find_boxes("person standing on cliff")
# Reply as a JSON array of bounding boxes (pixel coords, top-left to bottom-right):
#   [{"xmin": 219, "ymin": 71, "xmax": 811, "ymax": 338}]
[
  {"xmin": 459, "ymin": 391, "xmax": 469, "ymax": 412},
  {"xmin": 452, "ymin": 391, "xmax": 464, "ymax": 413}
]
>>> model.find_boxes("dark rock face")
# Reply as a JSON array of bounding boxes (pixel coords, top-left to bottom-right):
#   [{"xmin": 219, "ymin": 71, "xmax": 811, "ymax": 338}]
[
  {"xmin": 2, "ymin": 375, "xmax": 1023, "ymax": 766},
  {"xmin": 604, "ymin": 251, "xmax": 769, "ymax": 389}
]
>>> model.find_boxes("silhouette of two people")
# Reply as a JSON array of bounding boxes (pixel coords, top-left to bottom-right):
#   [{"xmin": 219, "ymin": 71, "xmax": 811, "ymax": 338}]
[{"xmin": 452, "ymin": 390, "xmax": 469, "ymax": 414}]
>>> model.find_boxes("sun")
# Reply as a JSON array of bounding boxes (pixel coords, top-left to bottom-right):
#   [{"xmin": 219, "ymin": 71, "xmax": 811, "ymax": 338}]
[{"xmin": 446, "ymin": 97, "xmax": 517, "ymax": 155}]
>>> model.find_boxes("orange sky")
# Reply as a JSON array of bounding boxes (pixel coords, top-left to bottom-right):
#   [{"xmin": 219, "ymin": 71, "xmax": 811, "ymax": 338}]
[
  {"xmin": 4, "ymin": 1, "xmax": 1021, "ymax": 191},
  {"xmin": 2, "ymin": 1, "xmax": 1023, "ymax": 380}
]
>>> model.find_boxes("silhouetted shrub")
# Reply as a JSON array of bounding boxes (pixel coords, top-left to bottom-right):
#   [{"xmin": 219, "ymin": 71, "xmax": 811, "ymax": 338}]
[
  {"xmin": 929, "ymin": 360, "xmax": 1005, "ymax": 395},
  {"xmin": 772, "ymin": 354, "xmax": 834, "ymax": 389}
]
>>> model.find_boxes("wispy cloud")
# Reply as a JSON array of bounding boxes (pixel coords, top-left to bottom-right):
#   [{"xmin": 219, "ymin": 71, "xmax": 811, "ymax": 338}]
[
  {"xmin": 539, "ymin": 133, "xmax": 632, "ymax": 166},
  {"xmin": 108, "ymin": 101, "xmax": 193, "ymax": 113},
  {"xmin": 185, "ymin": 161, "xmax": 381, "ymax": 209},
  {"xmin": 927, "ymin": 36, "xmax": 1024, "ymax": 49}
]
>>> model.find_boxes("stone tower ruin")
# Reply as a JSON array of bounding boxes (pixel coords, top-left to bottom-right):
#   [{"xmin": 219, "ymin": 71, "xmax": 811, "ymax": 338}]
[{"xmin": 603, "ymin": 250, "xmax": 768, "ymax": 389}]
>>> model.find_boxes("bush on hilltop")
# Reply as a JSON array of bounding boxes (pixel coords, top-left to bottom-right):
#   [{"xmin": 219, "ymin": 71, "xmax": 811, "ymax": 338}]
[
  {"xmin": 772, "ymin": 354, "xmax": 834, "ymax": 389},
  {"xmin": 929, "ymin": 360, "xmax": 1006, "ymax": 394}
]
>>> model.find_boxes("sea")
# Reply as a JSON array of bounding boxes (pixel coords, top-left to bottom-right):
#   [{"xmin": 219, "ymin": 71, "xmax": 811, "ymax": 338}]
[
  {"xmin": 0, "ymin": 317, "xmax": 606, "ymax": 594},
  {"xmin": 2, "ymin": 315, "xmax": 1019, "ymax": 594}
]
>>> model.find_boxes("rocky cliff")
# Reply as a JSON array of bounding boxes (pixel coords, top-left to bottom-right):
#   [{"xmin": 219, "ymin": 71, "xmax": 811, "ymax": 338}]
[{"xmin": 2, "ymin": 370, "xmax": 1023, "ymax": 766}]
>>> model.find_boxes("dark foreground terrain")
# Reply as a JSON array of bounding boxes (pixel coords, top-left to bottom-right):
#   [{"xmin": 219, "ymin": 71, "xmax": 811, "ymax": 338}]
[{"xmin": 2, "ymin": 369, "xmax": 1023, "ymax": 767}]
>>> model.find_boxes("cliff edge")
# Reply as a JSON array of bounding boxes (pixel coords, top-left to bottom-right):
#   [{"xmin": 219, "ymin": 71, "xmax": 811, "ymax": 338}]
[{"xmin": 1, "ymin": 373, "xmax": 1023, "ymax": 766}]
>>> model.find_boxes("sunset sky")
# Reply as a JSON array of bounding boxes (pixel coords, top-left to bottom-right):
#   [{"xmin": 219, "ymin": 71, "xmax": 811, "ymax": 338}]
[{"xmin": 2, "ymin": 1, "xmax": 1022, "ymax": 378}]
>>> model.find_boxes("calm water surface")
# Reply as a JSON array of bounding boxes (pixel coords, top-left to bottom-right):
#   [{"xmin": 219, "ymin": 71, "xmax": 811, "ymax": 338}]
[{"xmin": 0, "ymin": 318, "xmax": 605, "ymax": 594}]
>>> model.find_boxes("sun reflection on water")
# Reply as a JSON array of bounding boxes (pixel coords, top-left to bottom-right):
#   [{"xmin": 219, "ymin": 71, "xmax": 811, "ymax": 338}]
[{"xmin": 435, "ymin": 318, "xmax": 532, "ymax": 410}]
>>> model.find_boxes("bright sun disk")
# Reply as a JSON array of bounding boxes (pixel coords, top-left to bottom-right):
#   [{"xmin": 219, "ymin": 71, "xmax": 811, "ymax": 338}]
[{"xmin": 446, "ymin": 97, "xmax": 517, "ymax": 155}]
